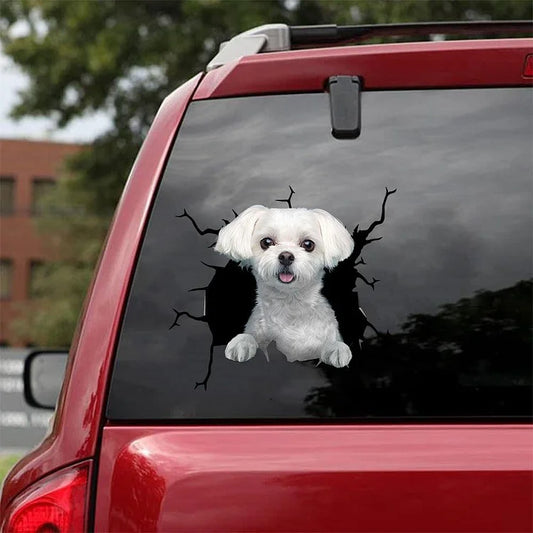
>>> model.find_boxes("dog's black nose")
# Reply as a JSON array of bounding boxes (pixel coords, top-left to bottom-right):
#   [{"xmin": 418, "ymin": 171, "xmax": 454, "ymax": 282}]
[{"xmin": 278, "ymin": 252, "xmax": 294, "ymax": 266}]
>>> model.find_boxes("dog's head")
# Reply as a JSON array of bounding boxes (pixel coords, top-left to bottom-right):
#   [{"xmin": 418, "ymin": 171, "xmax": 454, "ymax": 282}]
[{"xmin": 215, "ymin": 205, "xmax": 354, "ymax": 289}]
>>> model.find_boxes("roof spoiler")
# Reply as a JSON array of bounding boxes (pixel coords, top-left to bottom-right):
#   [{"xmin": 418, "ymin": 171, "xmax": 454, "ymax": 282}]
[{"xmin": 207, "ymin": 20, "xmax": 533, "ymax": 71}]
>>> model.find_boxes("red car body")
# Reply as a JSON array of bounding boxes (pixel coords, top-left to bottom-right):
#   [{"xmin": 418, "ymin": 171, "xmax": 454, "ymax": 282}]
[{"xmin": 2, "ymin": 35, "xmax": 533, "ymax": 532}]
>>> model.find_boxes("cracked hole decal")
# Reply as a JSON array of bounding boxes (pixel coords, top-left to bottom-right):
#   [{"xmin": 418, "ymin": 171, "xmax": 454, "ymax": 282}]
[{"xmin": 172, "ymin": 187, "xmax": 396, "ymax": 389}]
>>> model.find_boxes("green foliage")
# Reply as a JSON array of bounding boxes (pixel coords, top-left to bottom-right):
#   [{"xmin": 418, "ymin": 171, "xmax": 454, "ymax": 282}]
[
  {"xmin": 0, "ymin": 454, "xmax": 22, "ymax": 485},
  {"xmin": 330, "ymin": 0, "xmax": 532, "ymax": 24},
  {"xmin": 1, "ymin": 0, "xmax": 530, "ymax": 346}
]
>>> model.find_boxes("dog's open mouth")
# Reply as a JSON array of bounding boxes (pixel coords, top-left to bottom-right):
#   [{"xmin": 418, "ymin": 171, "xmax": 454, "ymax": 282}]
[{"xmin": 278, "ymin": 270, "xmax": 295, "ymax": 284}]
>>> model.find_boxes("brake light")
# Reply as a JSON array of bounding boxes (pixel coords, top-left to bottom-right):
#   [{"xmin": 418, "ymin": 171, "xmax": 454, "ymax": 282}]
[{"xmin": 2, "ymin": 462, "xmax": 90, "ymax": 533}]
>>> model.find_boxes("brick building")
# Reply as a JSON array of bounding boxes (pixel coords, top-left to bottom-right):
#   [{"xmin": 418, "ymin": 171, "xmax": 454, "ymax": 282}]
[{"xmin": 0, "ymin": 139, "xmax": 82, "ymax": 346}]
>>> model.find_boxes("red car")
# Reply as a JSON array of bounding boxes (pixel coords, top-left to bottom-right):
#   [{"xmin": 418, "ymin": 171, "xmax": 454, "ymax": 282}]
[{"xmin": 2, "ymin": 21, "xmax": 532, "ymax": 532}]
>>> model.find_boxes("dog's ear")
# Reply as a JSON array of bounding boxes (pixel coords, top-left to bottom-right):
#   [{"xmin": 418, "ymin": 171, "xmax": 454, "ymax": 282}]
[
  {"xmin": 312, "ymin": 209, "xmax": 354, "ymax": 269},
  {"xmin": 215, "ymin": 205, "xmax": 268, "ymax": 262}
]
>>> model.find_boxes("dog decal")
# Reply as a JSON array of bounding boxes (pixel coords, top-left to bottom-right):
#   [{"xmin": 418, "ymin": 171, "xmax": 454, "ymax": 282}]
[
  {"xmin": 171, "ymin": 187, "xmax": 395, "ymax": 389},
  {"xmin": 215, "ymin": 205, "xmax": 355, "ymax": 367}
]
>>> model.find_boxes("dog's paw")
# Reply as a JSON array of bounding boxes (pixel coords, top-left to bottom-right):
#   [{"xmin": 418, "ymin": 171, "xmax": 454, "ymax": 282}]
[
  {"xmin": 225, "ymin": 334, "xmax": 258, "ymax": 362},
  {"xmin": 321, "ymin": 341, "xmax": 352, "ymax": 368}
]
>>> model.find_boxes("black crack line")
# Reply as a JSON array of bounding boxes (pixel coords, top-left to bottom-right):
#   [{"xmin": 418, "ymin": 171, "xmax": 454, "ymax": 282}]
[
  {"xmin": 358, "ymin": 187, "xmax": 397, "ymax": 239},
  {"xmin": 276, "ymin": 186, "xmax": 295, "ymax": 208},
  {"xmin": 176, "ymin": 209, "xmax": 220, "ymax": 236},
  {"xmin": 351, "ymin": 187, "xmax": 396, "ymax": 260},
  {"xmin": 195, "ymin": 343, "xmax": 215, "ymax": 391},
  {"xmin": 356, "ymin": 272, "xmax": 380, "ymax": 290},
  {"xmin": 169, "ymin": 308, "xmax": 207, "ymax": 329}
]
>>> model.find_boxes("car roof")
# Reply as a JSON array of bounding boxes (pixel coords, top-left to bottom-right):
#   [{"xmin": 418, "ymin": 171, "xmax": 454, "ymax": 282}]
[{"xmin": 195, "ymin": 38, "xmax": 533, "ymax": 100}]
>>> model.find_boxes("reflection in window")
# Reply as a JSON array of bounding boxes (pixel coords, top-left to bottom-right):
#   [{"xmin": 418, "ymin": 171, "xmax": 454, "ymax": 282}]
[
  {"xmin": 305, "ymin": 279, "xmax": 532, "ymax": 418},
  {"xmin": 0, "ymin": 259, "xmax": 13, "ymax": 299},
  {"xmin": 31, "ymin": 178, "xmax": 56, "ymax": 216},
  {"xmin": 0, "ymin": 176, "xmax": 15, "ymax": 215}
]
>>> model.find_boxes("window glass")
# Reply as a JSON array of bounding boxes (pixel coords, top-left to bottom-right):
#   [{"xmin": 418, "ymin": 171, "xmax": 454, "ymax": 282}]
[
  {"xmin": 0, "ymin": 260, "xmax": 13, "ymax": 300},
  {"xmin": 31, "ymin": 178, "xmax": 55, "ymax": 216},
  {"xmin": 0, "ymin": 177, "xmax": 15, "ymax": 216},
  {"xmin": 29, "ymin": 261, "xmax": 45, "ymax": 299},
  {"xmin": 107, "ymin": 89, "xmax": 532, "ymax": 421}
]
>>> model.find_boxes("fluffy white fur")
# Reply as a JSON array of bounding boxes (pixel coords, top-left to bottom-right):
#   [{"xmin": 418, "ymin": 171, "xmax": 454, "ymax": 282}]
[{"xmin": 215, "ymin": 205, "xmax": 354, "ymax": 368}]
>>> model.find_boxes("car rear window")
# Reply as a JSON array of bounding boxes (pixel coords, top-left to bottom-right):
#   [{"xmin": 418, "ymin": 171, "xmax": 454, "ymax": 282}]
[{"xmin": 107, "ymin": 88, "xmax": 532, "ymax": 421}]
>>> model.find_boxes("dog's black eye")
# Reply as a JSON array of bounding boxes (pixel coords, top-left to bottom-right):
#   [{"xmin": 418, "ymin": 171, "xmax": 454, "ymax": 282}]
[
  {"xmin": 260, "ymin": 237, "xmax": 274, "ymax": 250},
  {"xmin": 302, "ymin": 239, "xmax": 315, "ymax": 252}
]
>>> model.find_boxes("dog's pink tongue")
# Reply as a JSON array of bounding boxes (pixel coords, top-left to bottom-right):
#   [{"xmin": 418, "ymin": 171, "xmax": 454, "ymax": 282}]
[{"xmin": 279, "ymin": 272, "xmax": 294, "ymax": 283}]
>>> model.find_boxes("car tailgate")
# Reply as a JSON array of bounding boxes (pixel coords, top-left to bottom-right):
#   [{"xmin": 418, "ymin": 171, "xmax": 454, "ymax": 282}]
[{"xmin": 93, "ymin": 424, "xmax": 532, "ymax": 532}]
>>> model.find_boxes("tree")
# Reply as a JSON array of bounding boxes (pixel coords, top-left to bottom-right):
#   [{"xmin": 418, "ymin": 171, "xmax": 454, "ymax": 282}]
[
  {"xmin": 1, "ymin": 0, "xmax": 531, "ymax": 346},
  {"xmin": 305, "ymin": 280, "xmax": 533, "ymax": 418}
]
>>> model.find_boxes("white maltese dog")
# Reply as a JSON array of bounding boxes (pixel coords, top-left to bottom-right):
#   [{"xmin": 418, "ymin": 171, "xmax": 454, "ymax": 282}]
[{"xmin": 215, "ymin": 205, "xmax": 354, "ymax": 368}]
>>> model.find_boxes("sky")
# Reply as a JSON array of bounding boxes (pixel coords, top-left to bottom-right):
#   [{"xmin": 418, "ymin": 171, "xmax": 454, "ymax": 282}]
[{"xmin": 0, "ymin": 50, "xmax": 111, "ymax": 143}]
